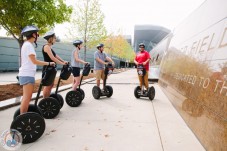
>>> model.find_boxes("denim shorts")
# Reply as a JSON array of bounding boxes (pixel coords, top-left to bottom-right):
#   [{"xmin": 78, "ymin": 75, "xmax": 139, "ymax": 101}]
[{"xmin": 19, "ymin": 76, "xmax": 35, "ymax": 85}]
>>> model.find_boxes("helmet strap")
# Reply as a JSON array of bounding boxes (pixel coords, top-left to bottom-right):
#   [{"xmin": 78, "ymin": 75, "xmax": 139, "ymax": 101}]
[{"xmin": 32, "ymin": 33, "xmax": 38, "ymax": 48}]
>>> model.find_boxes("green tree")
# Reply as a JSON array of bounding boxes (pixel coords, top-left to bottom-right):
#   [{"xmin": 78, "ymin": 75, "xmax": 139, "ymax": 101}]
[
  {"xmin": 0, "ymin": 0, "xmax": 72, "ymax": 48},
  {"xmin": 67, "ymin": 0, "xmax": 107, "ymax": 61}
]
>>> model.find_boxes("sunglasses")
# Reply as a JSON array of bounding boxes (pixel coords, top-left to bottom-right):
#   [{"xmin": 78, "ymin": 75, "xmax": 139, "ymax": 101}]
[{"xmin": 139, "ymin": 47, "xmax": 144, "ymax": 48}]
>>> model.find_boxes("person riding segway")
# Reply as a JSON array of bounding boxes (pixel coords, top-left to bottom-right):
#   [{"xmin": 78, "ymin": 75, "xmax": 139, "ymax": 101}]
[
  {"xmin": 65, "ymin": 40, "xmax": 90, "ymax": 107},
  {"xmin": 11, "ymin": 25, "xmax": 56, "ymax": 144},
  {"xmin": 92, "ymin": 62, "xmax": 114, "ymax": 99},
  {"xmin": 134, "ymin": 43, "xmax": 155, "ymax": 100},
  {"xmin": 65, "ymin": 63, "xmax": 91, "ymax": 107},
  {"xmin": 41, "ymin": 31, "xmax": 68, "ymax": 108},
  {"xmin": 92, "ymin": 43, "xmax": 115, "ymax": 99}
]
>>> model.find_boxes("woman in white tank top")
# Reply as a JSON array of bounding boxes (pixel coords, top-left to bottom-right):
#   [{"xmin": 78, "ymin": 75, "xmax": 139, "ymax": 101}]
[{"xmin": 19, "ymin": 25, "xmax": 55, "ymax": 114}]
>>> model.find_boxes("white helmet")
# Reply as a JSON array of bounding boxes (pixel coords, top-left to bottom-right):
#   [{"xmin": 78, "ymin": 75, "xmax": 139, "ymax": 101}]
[
  {"xmin": 21, "ymin": 25, "xmax": 39, "ymax": 36},
  {"xmin": 43, "ymin": 31, "xmax": 55, "ymax": 40}
]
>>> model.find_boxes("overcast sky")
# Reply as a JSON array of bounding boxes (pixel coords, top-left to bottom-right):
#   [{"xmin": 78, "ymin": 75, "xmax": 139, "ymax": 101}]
[
  {"xmin": 56, "ymin": 0, "xmax": 205, "ymax": 39},
  {"xmin": 0, "ymin": 0, "xmax": 205, "ymax": 39},
  {"xmin": 101, "ymin": 0, "xmax": 205, "ymax": 33}
]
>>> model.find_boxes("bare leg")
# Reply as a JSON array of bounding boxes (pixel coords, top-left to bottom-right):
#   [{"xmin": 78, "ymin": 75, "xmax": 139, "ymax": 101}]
[
  {"xmin": 103, "ymin": 80, "xmax": 105, "ymax": 90},
  {"xmin": 97, "ymin": 80, "xmax": 100, "ymax": 87},
  {"xmin": 72, "ymin": 76, "xmax": 80, "ymax": 91},
  {"xmin": 43, "ymin": 84, "xmax": 54, "ymax": 98},
  {"xmin": 20, "ymin": 84, "xmax": 34, "ymax": 114}
]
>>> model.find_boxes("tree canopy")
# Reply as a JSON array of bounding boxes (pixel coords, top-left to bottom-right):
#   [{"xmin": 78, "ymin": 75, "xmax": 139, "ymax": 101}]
[
  {"xmin": 66, "ymin": 0, "xmax": 107, "ymax": 61},
  {"xmin": 0, "ymin": 0, "xmax": 72, "ymax": 45}
]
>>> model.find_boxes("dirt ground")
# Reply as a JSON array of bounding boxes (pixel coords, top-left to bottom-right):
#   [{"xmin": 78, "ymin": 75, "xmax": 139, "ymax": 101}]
[
  {"xmin": 0, "ymin": 69, "xmax": 127, "ymax": 102},
  {"xmin": 0, "ymin": 73, "xmax": 95, "ymax": 102}
]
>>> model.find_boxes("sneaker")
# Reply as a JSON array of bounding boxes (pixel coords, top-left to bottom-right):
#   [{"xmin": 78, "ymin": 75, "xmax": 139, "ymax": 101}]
[{"xmin": 143, "ymin": 90, "xmax": 148, "ymax": 95}]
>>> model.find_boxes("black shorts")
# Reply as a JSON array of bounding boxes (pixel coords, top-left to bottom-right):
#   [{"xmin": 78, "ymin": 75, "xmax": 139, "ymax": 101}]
[{"xmin": 72, "ymin": 67, "xmax": 80, "ymax": 77}]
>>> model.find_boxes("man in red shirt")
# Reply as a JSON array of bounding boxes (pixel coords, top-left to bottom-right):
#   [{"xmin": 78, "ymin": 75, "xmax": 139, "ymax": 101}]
[{"xmin": 134, "ymin": 43, "xmax": 151, "ymax": 91}]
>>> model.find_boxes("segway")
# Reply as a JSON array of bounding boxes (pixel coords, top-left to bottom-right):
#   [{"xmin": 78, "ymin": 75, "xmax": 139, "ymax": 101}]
[
  {"xmin": 11, "ymin": 65, "xmax": 59, "ymax": 144},
  {"xmin": 65, "ymin": 63, "xmax": 91, "ymax": 107},
  {"xmin": 49, "ymin": 64, "xmax": 72, "ymax": 109},
  {"xmin": 92, "ymin": 63, "xmax": 114, "ymax": 99},
  {"xmin": 134, "ymin": 64, "xmax": 155, "ymax": 100}
]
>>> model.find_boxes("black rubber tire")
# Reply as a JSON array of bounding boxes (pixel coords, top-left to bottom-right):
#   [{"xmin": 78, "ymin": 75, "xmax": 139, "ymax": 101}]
[
  {"xmin": 65, "ymin": 91, "xmax": 82, "ymax": 107},
  {"xmin": 77, "ymin": 88, "xmax": 85, "ymax": 100},
  {"xmin": 38, "ymin": 97, "xmax": 60, "ymax": 119},
  {"xmin": 106, "ymin": 85, "xmax": 113, "ymax": 98},
  {"xmin": 13, "ymin": 104, "xmax": 42, "ymax": 120},
  {"xmin": 134, "ymin": 86, "xmax": 141, "ymax": 98},
  {"xmin": 49, "ymin": 93, "xmax": 64, "ymax": 109},
  {"xmin": 11, "ymin": 112, "xmax": 45, "ymax": 144},
  {"xmin": 148, "ymin": 86, "xmax": 155, "ymax": 100},
  {"xmin": 92, "ymin": 86, "xmax": 101, "ymax": 99}
]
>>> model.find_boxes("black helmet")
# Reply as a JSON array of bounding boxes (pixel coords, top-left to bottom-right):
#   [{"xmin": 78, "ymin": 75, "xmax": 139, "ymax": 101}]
[
  {"xmin": 73, "ymin": 40, "xmax": 83, "ymax": 46},
  {"xmin": 43, "ymin": 31, "xmax": 55, "ymax": 40},
  {"xmin": 139, "ymin": 43, "xmax": 145, "ymax": 48},
  {"xmin": 97, "ymin": 43, "xmax": 104, "ymax": 49},
  {"xmin": 21, "ymin": 25, "xmax": 39, "ymax": 36}
]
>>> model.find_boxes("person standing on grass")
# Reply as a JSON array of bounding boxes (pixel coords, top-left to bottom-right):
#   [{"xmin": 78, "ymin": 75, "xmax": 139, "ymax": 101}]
[
  {"xmin": 71, "ymin": 40, "xmax": 89, "ymax": 91},
  {"xmin": 42, "ymin": 31, "xmax": 68, "ymax": 98},
  {"xmin": 18, "ymin": 25, "xmax": 55, "ymax": 114}
]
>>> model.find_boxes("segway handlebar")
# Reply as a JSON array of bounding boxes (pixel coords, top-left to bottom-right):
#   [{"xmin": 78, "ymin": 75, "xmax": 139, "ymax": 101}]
[{"xmin": 104, "ymin": 62, "xmax": 114, "ymax": 75}]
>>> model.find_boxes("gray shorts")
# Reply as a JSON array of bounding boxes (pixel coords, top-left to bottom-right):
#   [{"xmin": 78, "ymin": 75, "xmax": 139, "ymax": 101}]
[{"xmin": 19, "ymin": 76, "xmax": 35, "ymax": 85}]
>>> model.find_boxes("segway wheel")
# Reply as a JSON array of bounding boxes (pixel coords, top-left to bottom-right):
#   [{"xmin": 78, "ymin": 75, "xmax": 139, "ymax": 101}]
[
  {"xmin": 148, "ymin": 86, "xmax": 155, "ymax": 100},
  {"xmin": 11, "ymin": 112, "xmax": 45, "ymax": 144},
  {"xmin": 50, "ymin": 93, "xmax": 64, "ymax": 109},
  {"xmin": 38, "ymin": 97, "xmax": 60, "ymax": 119},
  {"xmin": 77, "ymin": 88, "xmax": 85, "ymax": 100},
  {"xmin": 13, "ymin": 104, "xmax": 42, "ymax": 120},
  {"xmin": 92, "ymin": 86, "xmax": 101, "ymax": 99},
  {"xmin": 65, "ymin": 91, "xmax": 82, "ymax": 107},
  {"xmin": 106, "ymin": 85, "xmax": 113, "ymax": 98},
  {"xmin": 134, "ymin": 86, "xmax": 141, "ymax": 98}
]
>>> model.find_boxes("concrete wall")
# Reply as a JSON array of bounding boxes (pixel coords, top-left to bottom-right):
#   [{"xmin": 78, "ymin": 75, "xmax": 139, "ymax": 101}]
[{"xmin": 0, "ymin": 37, "xmax": 122, "ymax": 72}]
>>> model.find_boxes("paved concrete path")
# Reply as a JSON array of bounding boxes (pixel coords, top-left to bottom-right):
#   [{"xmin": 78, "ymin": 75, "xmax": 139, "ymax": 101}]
[{"xmin": 0, "ymin": 69, "xmax": 205, "ymax": 151}]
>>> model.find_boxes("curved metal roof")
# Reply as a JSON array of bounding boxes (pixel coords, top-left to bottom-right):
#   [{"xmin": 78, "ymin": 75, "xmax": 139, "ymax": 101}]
[{"xmin": 134, "ymin": 25, "xmax": 170, "ymax": 52}]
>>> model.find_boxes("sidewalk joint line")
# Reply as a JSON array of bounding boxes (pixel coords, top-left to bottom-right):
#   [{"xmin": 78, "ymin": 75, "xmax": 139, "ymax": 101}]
[{"xmin": 152, "ymin": 102, "xmax": 165, "ymax": 151}]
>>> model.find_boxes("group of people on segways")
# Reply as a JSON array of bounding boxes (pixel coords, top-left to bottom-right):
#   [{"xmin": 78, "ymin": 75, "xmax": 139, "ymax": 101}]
[
  {"xmin": 11, "ymin": 25, "xmax": 75, "ymax": 143},
  {"xmin": 11, "ymin": 25, "xmax": 115, "ymax": 144},
  {"xmin": 10, "ymin": 25, "xmax": 155, "ymax": 144}
]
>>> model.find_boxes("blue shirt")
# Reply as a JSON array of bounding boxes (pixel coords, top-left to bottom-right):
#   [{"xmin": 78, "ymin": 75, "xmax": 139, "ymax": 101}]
[{"xmin": 94, "ymin": 51, "xmax": 107, "ymax": 70}]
